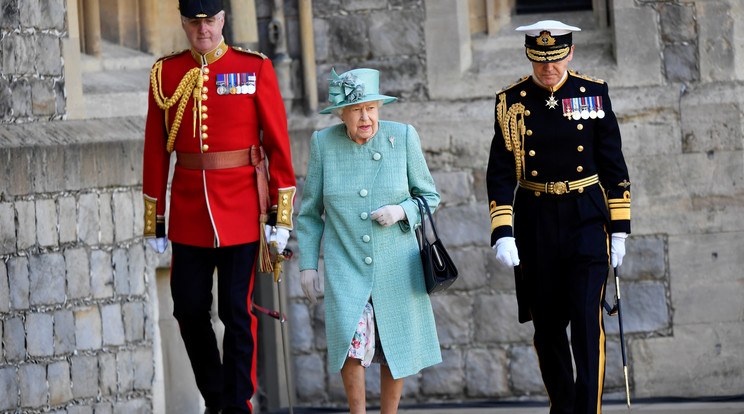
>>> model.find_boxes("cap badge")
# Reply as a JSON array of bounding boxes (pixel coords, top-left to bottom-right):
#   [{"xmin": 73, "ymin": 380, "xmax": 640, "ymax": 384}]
[
  {"xmin": 196, "ymin": 13, "xmax": 207, "ymax": 18},
  {"xmin": 539, "ymin": 31, "xmax": 556, "ymax": 46}
]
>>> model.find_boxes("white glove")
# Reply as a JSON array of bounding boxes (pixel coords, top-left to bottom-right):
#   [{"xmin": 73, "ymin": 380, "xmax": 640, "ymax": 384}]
[
  {"xmin": 611, "ymin": 232, "xmax": 628, "ymax": 268},
  {"xmin": 147, "ymin": 237, "xmax": 167, "ymax": 254},
  {"xmin": 494, "ymin": 236, "xmax": 520, "ymax": 267},
  {"xmin": 269, "ymin": 227, "xmax": 291, "ymax": 253},
  {"xmin": 370, "ymin": 205, "xmax": 406, "ymax": 227},
  {"xmin": 300, "ymin": 269, "xmax": 323, "ymax": 304}
]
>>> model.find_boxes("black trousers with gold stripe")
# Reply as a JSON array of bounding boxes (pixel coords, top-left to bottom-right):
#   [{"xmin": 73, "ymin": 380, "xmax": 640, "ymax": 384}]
[{"xmin": 514, "ymin": 187, "xmax": 609, "ymax": 414}]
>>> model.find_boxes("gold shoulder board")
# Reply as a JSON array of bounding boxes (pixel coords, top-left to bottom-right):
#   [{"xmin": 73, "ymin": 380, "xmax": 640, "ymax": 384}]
[
  {"xmin": 233, "ymin": 47, "xmax": 267, "ymax": 60},
  {"xmin": 569, "ymin": 70, "xmax": 605, "ymax": 84},
  {"xmin": 156, "ymin": 49, "xmax": 189, "ymax": 63}
]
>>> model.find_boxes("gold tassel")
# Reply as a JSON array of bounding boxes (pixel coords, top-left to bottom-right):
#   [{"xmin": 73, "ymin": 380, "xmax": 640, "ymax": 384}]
[{"xmin": 258, "ymin": 214, "xmax": 273, "ymax": 273}]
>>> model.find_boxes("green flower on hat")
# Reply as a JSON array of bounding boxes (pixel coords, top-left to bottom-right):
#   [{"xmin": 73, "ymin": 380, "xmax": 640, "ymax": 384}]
[
  {"xmin": 329, "ymin": 69, "xmax": 365, "ymax": 105},
  {"xmin": 319, "ymin": 67, "xmax": 397, "ymax": 114}
]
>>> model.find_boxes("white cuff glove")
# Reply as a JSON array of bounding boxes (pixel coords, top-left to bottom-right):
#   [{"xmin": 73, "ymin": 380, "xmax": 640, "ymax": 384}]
[
  {"xmin": 494, "ymin": 236, "xmax": 520, "ymax": 267},
  {"xmin": 611, "ymin": 232, "xmax": 628, "ymax": 268},
  {"xmin": 300, "ymin": 269, "xmax": 323, "ymax": 304},
  {"xmin": 370, "ymin": 205, "xmax": 406, "ymax": 227},
  {"xmin": 147, "ymin": 237, "xmax": 167, "ymax": 254},
  {"xmin": 268, "ymin": 227, "xmax": 290, "ymax": 253}
]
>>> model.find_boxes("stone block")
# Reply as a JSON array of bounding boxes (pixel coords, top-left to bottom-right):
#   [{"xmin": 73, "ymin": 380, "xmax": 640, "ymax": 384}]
[
  {"xmin": 619, "ymin": 119, "xmax": 681, "ymax": 160},
  {"xmin": 93, "ymin": 402, "xmax": 113, "ymax": 414},
  {"xmin": 0, "ymin": 262, "xmax": 8, "ymax": 313},
  {"xmin": 631, "ymin": 322, "xmax": 744, "ymax": 397},
  {"xmin": 68, "ymin": 407, "xmax": 93, "ymax": 414},
  {"xmin": 18, "ymin": 0, "xmax": 42, "ymax": 27},
  {"xmin": 78, "ymin": 193, "xmax": 100, "ymax": 245},
  {"xmin": 605, "ymin": 281, "xmax": 669, "ymax": 335},
  {"xmin": 10, "ymin": 77, "xmax": 32, "ymax": 119},
  {"xmin": 29, "ymin": 253, "xmax": 65, "ymax": 306},
  {"xmin": 26, "ymin": 312, "xmax": 54, "ymax": 357},
  {"xmin": 434, "ymin": 204, "xmax": 490, "ymax": 247},
  {"xmin": 0, "ymin": 0, "xmax": 20, "ymax": 27},
  {"xmin": 113, "ymin": 248, "xmax": 130, "ymax": 295},
  {"xmin": 91, "ymin": 250, "xmax": 114, "ymax": 299},
  {"xmin": 41, "ymin": 0, "xmax": 66, "ymax": 30},
  {"xmin": 15, "ymin": 200, "xmax": 35, "ymax": 249},
  {"xmin": 47, "ymin": 360, "xmax": 73, "ymax": 405},
  {"xmin": 70, "ymin": 355, "xmax": 99, "ymax": 399},
  {"xmin": 603, "ymin": 339, "xmax": 625, "ymax": 390},
  {"xmin": 312, "ymin": 18, "xmax": 329, "ymax": 62},
  {"xmin": 369, "ymin": 9, "xmax": 422, "ymax": 57},
  {"xmin": 509, "ymin": 345, "xmax": 544, "ymax": 394},
  {"xmin": 2, "ymin": 34, "xmax": 35, "ymax": 74},
  {"xmin": 447, "ymin": 247, "xmax": 487, "ymax": 291},
  {"xmin": 325, "ymin": 15, "xmax": 368, "ymax": 61},
  {"xmin": 8, "ymin": 256, "xmax": 29, "ymax": 310},
  {"xmin": 664, "ymin": 43, "xmax": 698, "ymax": 83},
  {"xmin": 31, "ymin": 77, "xmax": 56, "ymax": 116},
  {"xmin": 0, "ymin": 367, "xmax": 18, "ymax": 410},
  {"xmin": 312, "ymin": 301, "xmax": 327, "ymax": 350},
  {"xmin": 342, "ymin": 0, "xmax": 386, "ymax": 11},
  {"xmin": 293, "ymin": 354, "xmax": 325, "ymax": 401},
  {"xmin": 680, "ymin": 83, "xmax": 744, "ymax": 153},
  {"xmin": 65, "ymin": 247, "xmax": 90, "ymax": 299},
  {"xmin": 99, "ymin": 353, "xmax": 117, "ymax": 395},
  {"xmin": 74, "ymin": 305, "xmax": 102, "ymax": 350},
  {"xmin": 668, "ymin": 232, "xmax": 744, "ymax": 325},
  {"xmin": 19, "ymin": 364, "xmax": 47, "ymax": 407},
  {"xmin": 99, "ymin": 192, "xmax": 114, "ymax": 244},
  {"xmin": 697, "ymin": 0, "xmax": 735, "ymax": 82},
  {"xmin": 58, "ymin": 195, "xmax": 77, "ymax": 243},
  {"xmin": 117, "ymin": 350, "xmax": 135, "ymax": 392},
  {"xmin": 659, "ymin": 2, "xmax": 696, "ymax": 42},
  {"xmin": 132, "ymin": 190, "xmax": 145, "ymax": 237},
  {"xmin": 431, "ymin": 170, "xmax": 472, "ymax": 206},
  {"xmin": 289, "ymin": 302, "xmax": 313, "ymax": 352},
  {"xmin": 608, "ymin": 5, "xmax": 662, "ymax": 87},
  {"xmin": 114, "ymin": 398, "xmax": 150, "ymax": 413},
  {"xmin": 123, "ymin": 302, "xmax": 145, "ymax": 342},
  {"xmin": 420, "ymin": 348, "xmax": 464, "ymax": 395},
  {"xmin": 326, "ymin": 371, "xmax": 346, "ymax": 401},
  {"xmin": 133, "ymin": 348, "xmax": 153, "ymax": 391},
  {"xmin": 622, "ymin": 234, "xmax": 666, "ymax": 281},
  {"xmin": 101, "ymin": 303, "xmax": 125, "ymax": 346},
  {"xmin": 128, "ymin": 243, "xmax": 146, "ymax": 295},
  {"xmin": 465, "ymin": 348, "xmax": 508, "ymax": 397},
  {"xmin": 0, "ymin": 79, "xmax": 11, "ymax": 119},
  {"xmin": 430, "ymin": 294, "xmax": 471, "ymax": 346},
  {"xmin": 474, "ymin": 293, "xmax": 532, "ymax": 344},
  {"xmin": 0, "ymin": 202, "xmax": 15, "ymax": 254},
  {"xmin": 113, "ymin": 191, "xmax": 134, "ymax": 242},
  {"xmin": 486, "ymin": 252, "xmax": 517, "ymax": 292},
  {"xmin": 53, "ymin": 309, "xmax": 75, "ymax": 355},
  {"xmin": 3, "ymin": 317, "xmax": 25, "ymax": 361}
]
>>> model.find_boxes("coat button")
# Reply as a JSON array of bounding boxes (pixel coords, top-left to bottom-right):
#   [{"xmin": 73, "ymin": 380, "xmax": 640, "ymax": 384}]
[
  {"xmin": 524, "ymin": 110, "xmax": 530, "ymax": 116},
  {"xmin": 364, "ymin": 257, "xmax": 373, "ymax": 265},
  {"xmin": 359, "ymin": 189, "xmax": 368, "ymax": 197},
  {"xmin": 531, "ymin": 170, "xmax": 538, "ymax": 177},
  {"xmin": 202, "ymin": 144, "xmax": 209, "ymax": 152},
  {"xmin": 201, "ymin": 133, "xmax": 208, "ymax": 140},
  {"xmin": 529, "ymin": 150, "xmax": 535, "ymax": 156},
  {"xmin": 201, "ymin": 125, "xmax": 208, "ymax": 132},
  {"xmin": 203, "ymin": 67, "xmax": 210, "ymax": 74},
  {"xmin": 577, "ymin": 124, "xmax": 583, "ymax": 130},
  {"xmin": 577, "ymin": 166, "xmax": 584, "ymax": 172},
  {"xmin": 362, "ymin": 235, "xmax": 371, "ymax": 243},
  {"xmin": 201, "ymin": 105, "xmax": 208, "ymax": 112},
  {"xmin": 577, "ymin": 145, "xmax": 584, "ymax": 152},
  {"xmin": 360, "ymin": 212, "xmax": 368, "ymax": 220},
  {"xmin": 373, "ymin": 153, "xmax": 381, "ymax": 161},
  {"xmin": 526, "ymin": 129, "xmax": 533, "ymax": 136}
]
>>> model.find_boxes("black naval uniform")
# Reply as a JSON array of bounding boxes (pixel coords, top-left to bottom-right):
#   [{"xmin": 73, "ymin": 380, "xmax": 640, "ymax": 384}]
[{"xmin": 486, "ymin": 71, "xmax": 631, "ymax": 414}]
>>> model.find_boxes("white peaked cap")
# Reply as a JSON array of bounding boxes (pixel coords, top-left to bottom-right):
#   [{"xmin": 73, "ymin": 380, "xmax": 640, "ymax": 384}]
[{"xmin": 515, "ymin": 20, "xmax": 581, "ymax": 36}]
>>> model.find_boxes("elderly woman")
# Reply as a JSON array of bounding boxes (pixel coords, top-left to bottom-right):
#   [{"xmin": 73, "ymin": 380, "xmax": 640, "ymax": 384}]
[{"xmin": 296, "ymin": 68, "xmax": 442, "ymax": 413}]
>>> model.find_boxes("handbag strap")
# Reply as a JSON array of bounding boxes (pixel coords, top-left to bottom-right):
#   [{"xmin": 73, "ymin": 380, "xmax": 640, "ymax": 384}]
[{"xmin": 414, "ymin": 196, "xmax": 440, "ymax": 242}]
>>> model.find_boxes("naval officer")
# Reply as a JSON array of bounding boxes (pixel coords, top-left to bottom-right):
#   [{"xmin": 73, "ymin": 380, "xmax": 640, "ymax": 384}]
[{"xmin": 486, "ymin": 20, "xmax": 631, "ymax": 414}]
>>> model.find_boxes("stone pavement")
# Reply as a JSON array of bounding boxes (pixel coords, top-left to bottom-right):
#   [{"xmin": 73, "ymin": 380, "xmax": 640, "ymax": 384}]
[{"xmin": 275, "ymin": 397, "xmax": 744, "ymax": 414}]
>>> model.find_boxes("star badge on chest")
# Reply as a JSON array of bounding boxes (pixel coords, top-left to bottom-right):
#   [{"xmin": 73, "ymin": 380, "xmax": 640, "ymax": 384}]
[{"xmin": 546, "ymin": 94, "xmax": 558, "ymax": 109}]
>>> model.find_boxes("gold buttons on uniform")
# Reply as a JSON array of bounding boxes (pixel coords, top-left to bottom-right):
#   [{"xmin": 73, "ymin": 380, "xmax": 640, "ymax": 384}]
[
  {"xmin": 202, "ymin": 144, "xmax": 209, "ymax": 152},
  {"xmin": 529, "ymin": 150, "xmax": 535, "ymax": 156},
  {"xmin": 520, "ymin": 90, "xmax": 527, "ymax": 97},
  {"xmin": 202, "ymin": 113, "xmax": 208, "ymax": 120},
  {"xmin": 201, "ymin": 94, "xmax": 208, "ymax": 101},
  {"xmin": 201, "ymin": 105, "xmax": 207, "ymax": 112},
  {"xmin": 203, "ymin": 67, "xmax": 210, "ymax": 75},
  {"xmin": 203, "ymin": 75, "xmax": 209, "ymax": 82},
  {"xmin": 580, "ymin": 86, "xmax": 586, "ymax": 93},
  {"xmin": 577, "ymin": 145, "xmax": 584, "ymax": 152},
  {"xmin": 577, "ymin": 166, "xmax": 584, "ymax": 172},
  {"xmin": 526, "ymin": 129, "xmax": 533, "ymax": 136},
  {"xmin": 531, "ymin": 170, "xmax": 538, "ymax": 177},
  {"xmin": 524, "ymin": 110, "xmax": 531, "ymax": 116},
  {"xmin": 201, "ymin": 133, "xmax": 208, "ymax": 140},
  {"xmin": 577, "ymin": 124, "xmax": 583, "ymax": 130},
  {"xmin": 534, "ymin": 192, "xmax": 541, "ymax": 197},
  {"xmin": 202, "ymin": 87, "xmax": 208, "ymax": 93}
]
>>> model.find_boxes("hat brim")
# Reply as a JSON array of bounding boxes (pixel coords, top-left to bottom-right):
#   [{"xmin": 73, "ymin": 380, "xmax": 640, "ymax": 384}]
[{"xmin": 319, "ymin": 95, "xmax": 397, "ymax": 114}]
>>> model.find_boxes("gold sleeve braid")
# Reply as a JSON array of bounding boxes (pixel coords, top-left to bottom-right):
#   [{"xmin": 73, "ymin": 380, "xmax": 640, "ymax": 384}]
[
  {"xmin": 150, "ymin": 61, "xmax": 204, "ymax": 153},
  {"xmin": 608, "ymin": 190, "xmax": 631, "ymax": 221},
  {"xmin": 496, "ymin": 93, "xmax": 527, "ymax": 181},
  {"xmin": 275, "ymin": 187, "xmax": 296, "ymax": 230}
]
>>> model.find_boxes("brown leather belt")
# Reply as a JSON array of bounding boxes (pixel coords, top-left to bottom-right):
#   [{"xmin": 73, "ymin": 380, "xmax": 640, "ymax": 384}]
[
  {"xmin": 176, "ymin": 149, "xmax": 252, "ymax": 170},
  {"xmin": 519, "ymin": 174, "xmax": 599, "ymax": 195}
]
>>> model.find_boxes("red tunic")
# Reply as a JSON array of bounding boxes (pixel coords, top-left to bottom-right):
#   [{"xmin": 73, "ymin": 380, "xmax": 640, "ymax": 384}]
[{"xmin": 143, "ymin": 43, "xmax": 295, "ymax": 248}]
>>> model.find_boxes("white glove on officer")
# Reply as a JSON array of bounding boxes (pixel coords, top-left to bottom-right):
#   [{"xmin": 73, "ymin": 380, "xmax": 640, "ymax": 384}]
[
  {"xmin": 264, "ymin": 225, "xmax": 290, "ymax": 253},
  {"xmin": 611, "ymin": 232, "xmax": 628, "ymax": 268},
  {"xmin": 494, "ymin": 236, "xmax": 520, "ymax": 267},
  {"xmin": 147, "ymin": 237, "xmax": 167, "ymax": 254},
  {"xmin": 370, "ymin": 205, "xmax": 406, "ymax": 227},
  {"xmin": 300, "ymin": 269, "xmax": 323, "ymax": 304}
]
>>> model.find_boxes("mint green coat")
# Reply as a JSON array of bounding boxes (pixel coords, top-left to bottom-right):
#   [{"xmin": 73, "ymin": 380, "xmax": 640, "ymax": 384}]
[{"xmin": 297, "ymin": 121, "xmax": 442, "ymax": 379}]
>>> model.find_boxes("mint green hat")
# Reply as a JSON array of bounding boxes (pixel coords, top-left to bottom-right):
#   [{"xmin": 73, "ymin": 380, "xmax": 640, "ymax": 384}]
[{"xmin": 319, "ymin": 68, "xmax": 397, "ymax": 114}]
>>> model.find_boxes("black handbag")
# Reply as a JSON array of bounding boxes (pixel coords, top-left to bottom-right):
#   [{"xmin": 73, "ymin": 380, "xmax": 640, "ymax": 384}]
[{"xmin": 414, "ymin": 196, "xmax": 459, "ymax": 294}]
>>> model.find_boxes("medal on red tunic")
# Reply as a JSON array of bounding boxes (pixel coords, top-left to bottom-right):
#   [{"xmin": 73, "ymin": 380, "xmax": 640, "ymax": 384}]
[
  {"xmin": 247, "ymin": 73, "xmax": 256, "ymax": 95},
  {"xmin": 216, "ymin": 74, "xmax": 227, "ymax": 95}
]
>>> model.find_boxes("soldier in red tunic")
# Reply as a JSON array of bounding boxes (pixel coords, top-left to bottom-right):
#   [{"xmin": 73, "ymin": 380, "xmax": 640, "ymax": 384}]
[{"xmin": 142, "ymin": 1, "xmax": 296, "ymax": 412}]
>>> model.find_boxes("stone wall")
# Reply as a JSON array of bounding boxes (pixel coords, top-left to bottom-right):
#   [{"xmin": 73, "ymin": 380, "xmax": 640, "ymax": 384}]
[
  {"xmin": 0, "ymin": 0, "xmax": 67, "ymax": 122},
  {"xmin": 0, "ymin": 119, "xmax": 155, "ymax": 413}
]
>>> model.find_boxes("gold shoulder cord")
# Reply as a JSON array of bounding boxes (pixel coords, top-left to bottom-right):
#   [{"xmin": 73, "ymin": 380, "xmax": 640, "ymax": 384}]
[
  {"xmin": 150, "ymin": 61, "xmax": 204, "ymax": 153},
  {"xmin": 496, "ymin": 92, "xmax": 526, "ymax": 180}
]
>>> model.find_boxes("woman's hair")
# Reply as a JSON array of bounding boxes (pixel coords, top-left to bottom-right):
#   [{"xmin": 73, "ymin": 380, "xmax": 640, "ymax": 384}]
[{"xmin": 333, "ymin": 100, "xmax": 384, "ymax": 117}]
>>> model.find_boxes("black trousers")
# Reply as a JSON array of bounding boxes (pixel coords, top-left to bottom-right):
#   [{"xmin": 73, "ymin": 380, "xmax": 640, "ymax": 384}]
[
  {"xmin": 514, "ymin": 188, "xmax": 610, "ymax": 414},
  {"xmin": 171, "ymin": 242, "xmax": 258, "ymax": 413}
]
